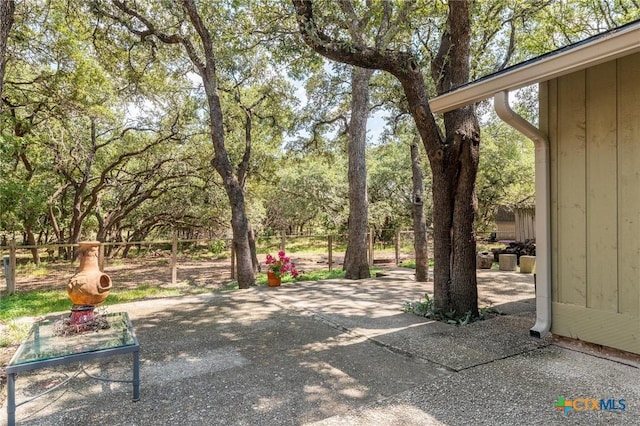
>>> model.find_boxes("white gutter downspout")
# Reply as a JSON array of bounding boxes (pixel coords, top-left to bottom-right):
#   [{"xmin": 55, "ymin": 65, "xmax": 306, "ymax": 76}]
[{"xmin": 494, "ymin": 90, "xmax": 551, "ymax": 338}]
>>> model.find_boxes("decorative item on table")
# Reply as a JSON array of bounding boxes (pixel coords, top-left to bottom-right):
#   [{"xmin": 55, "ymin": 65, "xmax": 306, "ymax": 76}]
[
  {"xmin": 265, "ymin": 250, "xmax": 298, "ymax": 287},
  {"xmin": 63, "ymin": 241, "xmax": 112, "ymax": 332}
]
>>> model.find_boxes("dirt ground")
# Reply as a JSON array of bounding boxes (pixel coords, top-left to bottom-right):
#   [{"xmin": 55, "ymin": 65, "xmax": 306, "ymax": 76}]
[{"xmin": 3, "ymin": 251, "xmax": 361, "ymax": 294}]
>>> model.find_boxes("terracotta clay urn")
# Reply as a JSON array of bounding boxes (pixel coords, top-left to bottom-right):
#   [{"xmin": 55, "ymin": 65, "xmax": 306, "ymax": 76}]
[{"xmin": 67, "ymin": 241, "xmax": 112, "ymax": 306}]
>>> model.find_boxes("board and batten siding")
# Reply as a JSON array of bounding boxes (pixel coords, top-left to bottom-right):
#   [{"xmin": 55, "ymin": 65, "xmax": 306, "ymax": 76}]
[
  {"xmin": 544, "ymin": 53, "xmax": 640, "ymax": 354},
  {"xmin": 515, "ymin": 207, "xmax": 535, "ymax": 242}
]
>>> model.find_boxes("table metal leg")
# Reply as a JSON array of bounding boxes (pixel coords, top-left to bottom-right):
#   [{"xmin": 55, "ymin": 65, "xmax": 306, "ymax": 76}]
[
  {"xmin": 133, "ymin": 350, "xmax": 140, "ymax": 402},
  {"xmin": 7, "ymin": 372, "xmax": 16, "ymax": 426}
]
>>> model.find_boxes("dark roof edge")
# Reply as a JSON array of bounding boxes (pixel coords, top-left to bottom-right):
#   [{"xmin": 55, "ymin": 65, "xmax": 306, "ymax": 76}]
[{"xmin": 430, "ymin": 18, "xmax": 640, "ymax": 113}]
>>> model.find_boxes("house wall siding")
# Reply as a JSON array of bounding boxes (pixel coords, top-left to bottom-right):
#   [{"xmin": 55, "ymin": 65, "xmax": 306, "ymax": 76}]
[
  {"xmin": 617, "ymin": 54, "xmax": 640, "ymax": 318},
  {"xmin": 514, "ymin": 208, "xmax": 536, "ymax": 243},
  {"xmin": 495, "ymin": 222, "xmax": 516, "ymax": 240},
  {"xmin": 546, "ymin": 53, "xmax": 640, "ymax": 354}
]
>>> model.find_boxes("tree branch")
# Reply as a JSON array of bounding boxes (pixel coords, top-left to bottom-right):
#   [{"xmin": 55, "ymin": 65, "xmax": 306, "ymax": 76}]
[
  {"xmin": 292, "ymin": 0, "xmax": 444, "ymax": 154},
  {"xmin": 108, "ymin": 0, "xmax": 206, "ymax": 75},
  {"xmin": 292, "ymin": 0, "xmax": 413, "ymax": 77}
]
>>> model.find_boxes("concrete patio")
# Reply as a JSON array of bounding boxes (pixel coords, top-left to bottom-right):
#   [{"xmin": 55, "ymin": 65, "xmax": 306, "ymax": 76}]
[{"xmin": 2, "ymin": 269, "xmax": 639, "ymax": 425}]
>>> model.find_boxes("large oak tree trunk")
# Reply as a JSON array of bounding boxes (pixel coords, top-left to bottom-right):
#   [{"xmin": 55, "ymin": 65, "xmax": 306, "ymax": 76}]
[
  {"xmin": 204, "ymin": 75, "xmax": 253, "ymax": 288},
  {"xmin": 430, "ymin": 107, "xmax": 479, "ymax": 315},
  {"xmin": 204, "ymin": 83, "xmax": 253, "ymax": 289},
  {"xmin": 248, "ymin": 220, "xmax": 259, "ymax": 274},
  {"xmin": 429, "ymin": 2, "xmax": 479, "ymax": 316},
  {"xmin": 106, "ymin": 0, "xmax": 256, "ymax": 289},
  {"xmin": 184, "ymin": 0, "xmax": 254, "ymax": 289},
  {"xmin": 410, "ymin": 137, "xmax": 428, "ymax": 282},
  {"xmin": 343, "ymin": 66, "xmax": 373, "ymax": 279},
  {"xmin": 293, "ymin": 0, "xmax": 479, "ymax": 317},
  {"xmin": 227, "ymin": 185, "xmax": 253, "ymax": 287},
  {"xmin": 25, "ymin": 224, "xmax": 40, "ymax": 265}
]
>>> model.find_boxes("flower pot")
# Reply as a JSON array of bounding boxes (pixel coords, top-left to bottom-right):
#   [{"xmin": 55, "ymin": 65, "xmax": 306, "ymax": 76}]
[{"xmin": 267, "ymin": 271, "xmax": 281, "ymax": 287}]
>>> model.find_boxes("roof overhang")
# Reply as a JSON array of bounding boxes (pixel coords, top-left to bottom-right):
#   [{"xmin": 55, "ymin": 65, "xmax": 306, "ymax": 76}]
[{"xmin": 429, "ymin": 20, "xmax": 640, "ymax": 113}]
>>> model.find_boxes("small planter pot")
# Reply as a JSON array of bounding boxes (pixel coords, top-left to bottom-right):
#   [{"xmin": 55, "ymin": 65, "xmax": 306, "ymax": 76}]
[{"xmin": 267, "ymin": 271, "xmax": 281, "ymax": 287}]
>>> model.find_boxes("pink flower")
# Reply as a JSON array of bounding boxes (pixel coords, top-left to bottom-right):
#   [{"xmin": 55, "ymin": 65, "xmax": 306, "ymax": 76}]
[{"xmin": 265, "ymin": 250, "xmax": 298, "ymax": 280}]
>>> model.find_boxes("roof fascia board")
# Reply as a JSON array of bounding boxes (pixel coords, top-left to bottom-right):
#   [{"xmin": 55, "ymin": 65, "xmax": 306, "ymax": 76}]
[{"xmin": 429, "ymin": 23, "xmax": 640, "ymax": 113}]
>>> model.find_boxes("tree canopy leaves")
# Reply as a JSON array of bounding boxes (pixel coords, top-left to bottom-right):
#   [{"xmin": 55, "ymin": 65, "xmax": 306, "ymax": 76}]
[{"xmin": 1, "ymin": 0, "xmax": 637, "ymax": 256}]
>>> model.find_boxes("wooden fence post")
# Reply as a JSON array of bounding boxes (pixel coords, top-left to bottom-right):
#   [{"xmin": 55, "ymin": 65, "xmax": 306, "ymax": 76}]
[
  {"xmin": 171, "ymin": 232, "xmax": 177, "ymax": 286},
  {"xmin": 8, "ymin": 239, "xmax": 16, "ymax": 295},
  {"xmin": 395, "ymin": 229, "xmax": 400, "ymax": 266},
  {"xmin": 328, "ymin": 235, "xmax": 333, "ymax": 271},
  {"xmin": 280, "ymin": 230, "xmax": 286, "ymax": 252},
  {"xmin": 230, "ymin": 241, "xmax": 236, "ymax": 280},
  {"xmin": 368, "ymin": 231, "xmax": 374, "ymax": 266},
  {"xmin": 98, "ymin": 242, "xmax": 105, "ymax": 271}
]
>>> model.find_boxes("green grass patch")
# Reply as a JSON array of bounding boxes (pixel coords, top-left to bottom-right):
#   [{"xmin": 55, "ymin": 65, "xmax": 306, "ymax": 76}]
[
  {"xmin": 0, "ymin": 285, "xmax": 182, "ymax": 322},
  {"xmin": 217, "ymin": 281, "xmax": 239, "ymax": 292},
  {"xmin": 255, "ymin": 273, "xmax": 299, "ymax": 286},
  {"xmin": 296, "ymin": 269, "xmax": 346, "ymax": 281},
  {"xmin": 253, "ymin": 268, "xmax": 348, "ymax": 286},
  {"xmin": 256, "ymin": 236, "xmax": 349, "ymax": 255},
  {"xmin": 398, "ymin": 259, "xmax": 435, "ymax": 269},
  {"xmin": 403, "ymin": 293, "xmax": 499, "ymax": 326},
  {"xmin": 0, "ymin": 321, "xmax": 32, "ymax": 347},
  {"xmin": 253, "ymin": 267, "xmax": 385, "ymax": 285},
  {"xmin": 399, "ymin": 260, "xmax": 415, "ymax": 268},
  {"xmin": 16, "ymin": 262, "xmax": 51, "ymax": 277},
  {"xmin": 0, "ymin": 290, "xmax": 70, "ymax": 321},
  {"xmin": 190, "ymin": 253, "xmax": 214, "ymax": 261},
  {"xmin": 103, "ymin": 284, "xmax": 181, "ymax": 305}
]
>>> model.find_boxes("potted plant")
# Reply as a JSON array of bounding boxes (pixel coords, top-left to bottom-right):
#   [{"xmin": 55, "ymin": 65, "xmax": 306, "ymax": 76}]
[{"xmin": 265, "ymin": 250, "xmax": 298, "ymax": 286}]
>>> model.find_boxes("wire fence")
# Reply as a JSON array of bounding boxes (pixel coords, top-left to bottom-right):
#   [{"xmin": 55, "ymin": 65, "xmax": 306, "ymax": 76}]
[{"xmin": 0, "ymin": 230, "xmax": 427, "ymax": 295}]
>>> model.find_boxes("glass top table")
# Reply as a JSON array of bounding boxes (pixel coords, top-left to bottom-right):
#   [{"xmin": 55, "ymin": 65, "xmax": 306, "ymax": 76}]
[
  {"xmin": 5, "ymin": 311, "xmax": 140, "ymax": 426},
  {"xmin": 7, "ymin": 312, "xmax": 138, "ymax": 368}
]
